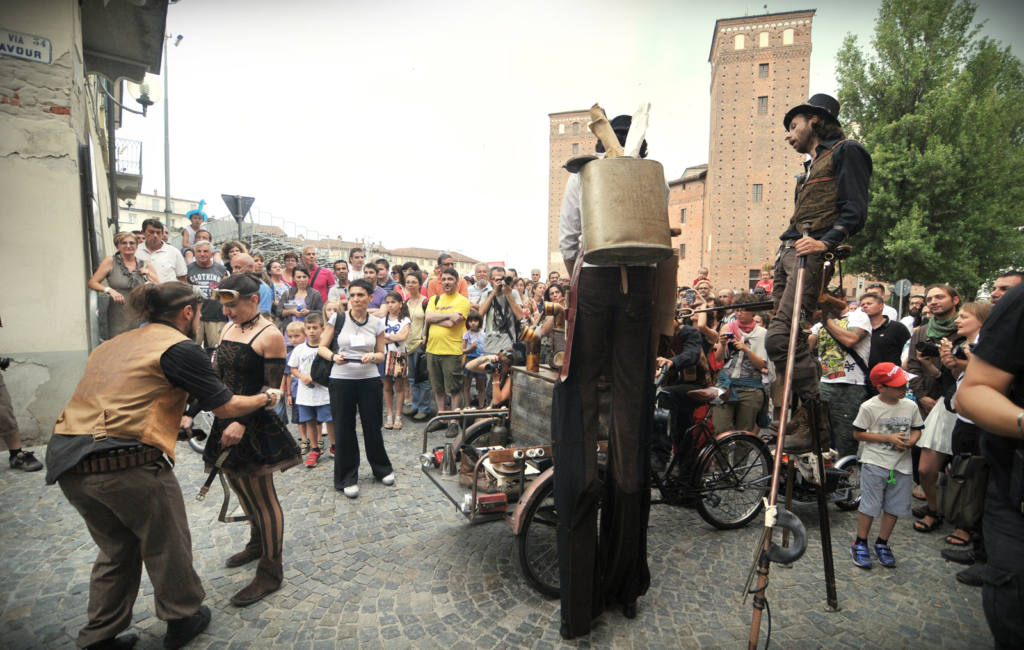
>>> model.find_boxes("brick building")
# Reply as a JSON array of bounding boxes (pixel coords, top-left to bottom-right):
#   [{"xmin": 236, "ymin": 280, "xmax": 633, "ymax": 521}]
[
  {"xmin": 546, "ymin": 109, "xmax": 597, "ymax": 275},
  {"xmin": 701, "ymin": 10, "xmax": 814, "ymax": 291},
  {"xmin": 546, "ymin": 10, "xmax": 815, "ymax": 291}
]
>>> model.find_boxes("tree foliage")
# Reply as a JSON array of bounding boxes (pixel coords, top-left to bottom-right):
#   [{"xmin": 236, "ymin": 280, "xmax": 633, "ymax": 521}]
[{"xmin": 836, "ymin": 0, "xmax": 1024, "ymax": 298}]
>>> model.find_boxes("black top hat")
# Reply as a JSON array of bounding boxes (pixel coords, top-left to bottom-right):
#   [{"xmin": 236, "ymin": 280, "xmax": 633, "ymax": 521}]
[
  {"xmin": 595, "ymin": 114, "xmax": 648, "ymax": 158},
  {"xmin": 783, "ymin": 93, "xmax": 841, "ymax": 130}
]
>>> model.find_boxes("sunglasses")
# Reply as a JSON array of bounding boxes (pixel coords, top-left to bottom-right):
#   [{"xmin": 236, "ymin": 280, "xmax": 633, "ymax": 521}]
[{"xmin": 211, "ymin": 289, "xmax": 252, "ymax": 306}]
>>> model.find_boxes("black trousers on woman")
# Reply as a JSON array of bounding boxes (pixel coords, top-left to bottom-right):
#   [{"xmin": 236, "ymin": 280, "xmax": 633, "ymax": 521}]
[{"xmin": 329, "ymin": 377, "xmax": 393, "ymax": 490}]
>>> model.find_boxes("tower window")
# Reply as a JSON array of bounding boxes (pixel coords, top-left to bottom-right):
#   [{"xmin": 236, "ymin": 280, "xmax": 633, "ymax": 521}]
[
  {"xmin": 783, "ymin": 29, "xmax": 794, "ymax": 45},
  {"xmin": 572, "ymin": 122, "xmax": 579, "ymax": 134},
  {"xmin": 679, "ymin": 244, "xmax": 686, "ymax": 259},
  {"xmin": 734, "ymin": 34, "xmax": 745, "ymax": 50},
  {"xmin": 752, "ymin": 184, "xmax": 763, "ymax": 202},
  {"xmin": 757, "ymin": 96, "xmax": 768, "ymax": 114},
  {"xmin": 759, "ymin": 32, "xmax": 769, "ymax": 48},
  {"xmin": 759, "ymin": 63, "xmax": 769, "ymax": 78},
  {"xmin": 680, "ymin": 208, "xmax": 687, "ymax": 224},
  {"xmin": 572, "ymin": 143, "xmax": 579, "ymax": 155}
]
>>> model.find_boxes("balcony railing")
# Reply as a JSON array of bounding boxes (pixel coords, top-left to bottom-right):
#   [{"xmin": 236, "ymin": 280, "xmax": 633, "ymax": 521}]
[{"xmin": 115, "ymin": 138, "xmax": 142, "ymax": 176}]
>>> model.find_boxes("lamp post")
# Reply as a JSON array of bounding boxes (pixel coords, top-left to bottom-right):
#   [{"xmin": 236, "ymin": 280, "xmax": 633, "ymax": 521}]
[{"xmin": 163, "ymin": 33, "xmax": 183, "ymax": 231}]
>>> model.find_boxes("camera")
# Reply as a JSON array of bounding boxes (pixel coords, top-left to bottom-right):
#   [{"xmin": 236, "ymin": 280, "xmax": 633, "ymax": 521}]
[
  {"xmin": 683, "ymin": 288, "xmax": 697, "ymax": 305},
  {"xmin": 484, "ymin": 346, "xmax": 525, "ymax": 372},
  {"xmin": 915, "ymin": 340, "xmax": 940, "ymax": 357},
  {"xmin": 952, "ymin": 341, "xmax": 973, "ymax": 361},
  {"xmin": 0, "ymin": 357, "xmax": 12, "ymax": 371}
]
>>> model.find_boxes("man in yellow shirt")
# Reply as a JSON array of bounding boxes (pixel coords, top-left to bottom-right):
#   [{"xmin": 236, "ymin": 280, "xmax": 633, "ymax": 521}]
[{"xmin": 425, "ymin": 267, "xmax": 471, "ymax": 436}]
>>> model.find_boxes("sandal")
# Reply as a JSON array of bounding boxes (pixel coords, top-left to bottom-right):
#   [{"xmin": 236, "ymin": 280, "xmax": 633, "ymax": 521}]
[
  {"xmin": 384, "ymin": 416, "xmax": 394, "ymax": 430},
  {"xmin": 913, "ymin": 509, "xmax": 943, "ymax": 533},
  {"xmin": 394, "ymin": 416, "xmax": 402, "ymax": 429},
  {"xmin": 912, "ymin": 484, "xmax": 927, "ymax": 501},
  {"xmin": 945, "ymin": 531, "xmax": 971, "ymax": 547}
]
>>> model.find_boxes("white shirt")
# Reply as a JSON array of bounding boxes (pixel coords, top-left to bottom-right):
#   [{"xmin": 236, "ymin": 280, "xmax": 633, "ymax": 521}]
[
  {"xmin": 853, "ymin": 396, "xmax": 924, "ymax": 474},
  {"xmin": 288, "ymin": 343, "xmax": 330, "ymax": 406},
  {"xmin": 136, "ymin": 242, "xmax": 187, "ymax": 282},
  {"xmin": 328, "ymin": 312, "xmax": 384, "ymax": 380},
  {"xmin": 348, "ymin": 268, "xmax": 364, "ymax": 281}
]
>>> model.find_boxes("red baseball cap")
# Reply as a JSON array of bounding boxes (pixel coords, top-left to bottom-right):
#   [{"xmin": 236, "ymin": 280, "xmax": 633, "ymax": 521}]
[{"xmin": 870, "ymin": 362, "xmax": 909, "ymax": 388}]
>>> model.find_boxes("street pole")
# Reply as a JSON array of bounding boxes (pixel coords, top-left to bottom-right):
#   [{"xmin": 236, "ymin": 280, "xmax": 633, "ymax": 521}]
[{"xmin": 163, "ymin": 34, "xmax": 171, "ymax": 231}]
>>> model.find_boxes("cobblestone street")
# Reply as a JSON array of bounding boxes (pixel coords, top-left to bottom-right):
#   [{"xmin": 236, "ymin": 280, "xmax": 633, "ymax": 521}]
[{"xmin": 1, "ymin": 418, "xmax": 990, "ymax": 648}]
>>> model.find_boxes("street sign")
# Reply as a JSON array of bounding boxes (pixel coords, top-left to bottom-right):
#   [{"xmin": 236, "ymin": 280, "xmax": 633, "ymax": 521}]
[
  {"xmin": 893, "ymin": 278, "xmax": 912, "ymax": 297},
  {"xmin": 221, "ymin": 194, "xmax": 255, "ymax": 220}
]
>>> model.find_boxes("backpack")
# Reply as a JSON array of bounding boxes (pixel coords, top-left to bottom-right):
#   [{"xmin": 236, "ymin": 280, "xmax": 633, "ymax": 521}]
[{"xmin": 310, "ymin": 312, "xmax": 346, "ymax": 386}]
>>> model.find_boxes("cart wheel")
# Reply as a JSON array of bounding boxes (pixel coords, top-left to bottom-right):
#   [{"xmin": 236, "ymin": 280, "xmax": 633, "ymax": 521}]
[
  {"xmin": 834, "ymin": 456, "xmax": 862, "ymax": 511},
  {"xmin": 694, "ymin": 433, "xmax": 773, "ymax": 530},
  {"xmin": 517, "ymin": 476, "xmax": 560, "ymax": 598}
]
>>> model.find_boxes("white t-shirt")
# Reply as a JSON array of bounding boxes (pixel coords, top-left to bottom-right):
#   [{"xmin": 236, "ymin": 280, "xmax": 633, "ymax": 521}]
[
  {"xmin": 328, "ymin": 312, "xmax": 385, "ymax": 380},
  {"xmin": 287, "ymin": 343, "xmax": 330, "ymax": 406},
  {"xmin": 383, "ymin": 314, "xmax": 411, "ymax": 353},
  {"xmin": 813, "ymin": 308, "xmax": 872, "ymax": 385},
  {"xmin": 852, "ymin": 396, "xmax": 925, "ymax": 474},
  {"xmin": 136, "ymin": 242, "xmax": 187, "ymax": 282}
]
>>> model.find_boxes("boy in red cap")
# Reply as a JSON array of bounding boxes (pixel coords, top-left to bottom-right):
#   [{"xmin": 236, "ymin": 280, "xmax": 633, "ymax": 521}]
[{"xmin": 848, "ymin": 362, "xmax": 925, "ymax": 568}]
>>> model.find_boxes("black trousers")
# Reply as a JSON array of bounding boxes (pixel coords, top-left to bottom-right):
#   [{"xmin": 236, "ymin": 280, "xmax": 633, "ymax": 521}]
[
  {"xmin": 553, "ymin": 266, "xmax": 654, "ymax": 637},
  {"xmin": 652, "ymin": 382, "xmax": 705, "ymax": 471},
  {"xmin": 329, "ymin": 377, "xmax": 393, "ymax": 489},
  {"xmin": 766, "ymin": 245, "xmax": 825, "ymax": 400},
  {"xmin": 982, "ymin": 480, "xmax": 1024, "ymax": 647}
]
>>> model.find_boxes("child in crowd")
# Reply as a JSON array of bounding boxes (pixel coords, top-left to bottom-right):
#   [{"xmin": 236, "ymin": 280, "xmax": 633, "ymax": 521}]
[
  {"xmin": 382, "ymin": 292, "xmax": 410, "ymax": 429},
  {"xmin": 283, "ymin": 321, "xmax": 307, "ymax": 452},
  {"xmin": 324, "ymin": 300, "xmax": 343, "ymax": 324},
  {"xmin": 289, "ymin": 314, "xmax": 331, "ymax": 467},
  {"xmin": 462, "ymin": 312, "xmax": 486, "ymax": 408},
  {"xmin": 849, "ymin": 362, "xmax": 924, "ymax": 569},
  {"xmin": 692, "ymin": 266, "xmax": 710, "ymax": 288}
]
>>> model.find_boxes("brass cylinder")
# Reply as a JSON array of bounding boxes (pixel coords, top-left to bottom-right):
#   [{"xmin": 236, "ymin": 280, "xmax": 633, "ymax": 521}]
[{"xmin": 581, "ymin": 157, "xmax": 672, "ymax": 266}]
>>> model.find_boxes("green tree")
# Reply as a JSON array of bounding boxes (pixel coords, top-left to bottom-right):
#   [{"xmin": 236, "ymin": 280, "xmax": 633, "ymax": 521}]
[{"xmin": 835, "ymin": 0, "xmax": 1024, "ymax": 298}]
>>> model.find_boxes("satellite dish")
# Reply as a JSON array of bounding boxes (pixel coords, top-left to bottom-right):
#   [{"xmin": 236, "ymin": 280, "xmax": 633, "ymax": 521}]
[{"xmin": 125, "ymin": 73, "xmax": 162, "ymax": 109}]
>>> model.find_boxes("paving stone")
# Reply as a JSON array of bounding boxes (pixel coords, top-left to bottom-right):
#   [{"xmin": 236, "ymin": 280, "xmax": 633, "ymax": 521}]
[{"xmin": 1, "ymin": 419, "xmax": 992, "ymax": 648}]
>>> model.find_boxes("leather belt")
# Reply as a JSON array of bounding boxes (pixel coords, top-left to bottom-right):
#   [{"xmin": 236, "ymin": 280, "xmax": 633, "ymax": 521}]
[{"xmin": 70, "ymin": 445, "xmax": 163, "ymax": 474}]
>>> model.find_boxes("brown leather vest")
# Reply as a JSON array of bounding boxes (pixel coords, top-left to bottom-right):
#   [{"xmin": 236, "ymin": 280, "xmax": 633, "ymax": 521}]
[
  {"xmin": 789, "ymin": 139, "xmax": 846, "ymax": 232},
  {"xmin": 53, "ymin": 323, "xmax": 190, "ymax": 459}
]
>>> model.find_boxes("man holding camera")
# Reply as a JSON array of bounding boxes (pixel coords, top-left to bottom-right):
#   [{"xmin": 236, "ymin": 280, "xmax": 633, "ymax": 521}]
[{"xmin": 479, "ymin": 266, "xmax": 524, "ymax": 355}]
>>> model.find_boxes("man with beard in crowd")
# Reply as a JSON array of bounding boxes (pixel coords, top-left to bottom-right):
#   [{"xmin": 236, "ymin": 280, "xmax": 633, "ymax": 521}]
[
  {"xmin": 479, "ymin": 266, "xmax": 524, "ymax": 355},
  {"xmin": 900, "ymin": 294, "xmax": 926, "ymax": 331}
]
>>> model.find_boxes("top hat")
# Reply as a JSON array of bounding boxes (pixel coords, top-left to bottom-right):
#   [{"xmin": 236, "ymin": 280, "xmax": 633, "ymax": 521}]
[{"xmin": 783, "ymin": 93, "xmax": 841, "ymax": 130}]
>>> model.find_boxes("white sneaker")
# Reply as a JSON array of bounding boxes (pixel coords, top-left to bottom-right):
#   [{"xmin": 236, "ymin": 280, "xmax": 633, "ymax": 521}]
[
  {"xmin": 343, "ymin": 485, "xmax": 359, "ymax": 498},
  {"xmin": 381, "ymin": 472, "xmax": 396, "ymax": 486}
]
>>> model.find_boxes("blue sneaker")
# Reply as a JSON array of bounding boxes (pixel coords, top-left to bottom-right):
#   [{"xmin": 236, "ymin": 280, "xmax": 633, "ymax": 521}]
[
  {"xmin": 851, "ymin": 541, "xmax": 872, "ymax": 569},
  {"xmin": 874, "ymin": 542, "xmax": 896, "ymax": 568}
]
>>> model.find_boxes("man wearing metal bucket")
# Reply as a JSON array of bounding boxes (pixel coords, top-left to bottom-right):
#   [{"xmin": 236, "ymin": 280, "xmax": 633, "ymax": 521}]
[
  {"xmin": 767, "ymin": 93, "xmax": 872, "ymax": 453},
  {"xmin": 555, "ymin": 112, "xmax": 667, "ymax": 638}
]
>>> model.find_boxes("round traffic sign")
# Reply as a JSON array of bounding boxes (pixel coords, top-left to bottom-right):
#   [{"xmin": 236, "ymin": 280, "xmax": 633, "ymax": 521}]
[{"xmin": 893, "ymin": 278, "xmax": 912, "ymax": 297}]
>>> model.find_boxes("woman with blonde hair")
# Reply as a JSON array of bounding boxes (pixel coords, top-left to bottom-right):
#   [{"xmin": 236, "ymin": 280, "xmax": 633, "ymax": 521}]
[{"xmin": 87, "ymin": 231, "xmax": 158, "ymax": 338}]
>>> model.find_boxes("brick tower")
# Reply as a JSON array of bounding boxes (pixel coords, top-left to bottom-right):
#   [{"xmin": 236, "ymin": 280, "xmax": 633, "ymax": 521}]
[
  {"xmin": 547, "ymin": 110, "xmax": 597, "ymax": 275},
  {"xmin": 705, "ymin": 10, "xmax": 814, "ymax": 291}
]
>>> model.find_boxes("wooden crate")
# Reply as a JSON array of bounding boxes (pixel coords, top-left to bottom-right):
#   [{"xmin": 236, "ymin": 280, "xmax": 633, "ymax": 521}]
[{"xmin": 509, "ymin": 366, "xmax": 611, "ymax": 447}]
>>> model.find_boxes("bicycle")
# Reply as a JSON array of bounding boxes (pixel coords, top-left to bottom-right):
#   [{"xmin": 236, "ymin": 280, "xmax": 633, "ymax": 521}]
[{"xmin": 651, "ymin": 384, "xmax": 774, "ymax": 529}]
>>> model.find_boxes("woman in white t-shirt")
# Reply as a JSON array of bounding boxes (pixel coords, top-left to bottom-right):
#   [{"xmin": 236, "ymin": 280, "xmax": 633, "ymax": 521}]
[
  {"xmin": 381, "ymin": 291, "xmax": 411, "ymax": 430},
  {"xmin": 317, "ymin": 279, "xmax": 394, "ymax": 498}
]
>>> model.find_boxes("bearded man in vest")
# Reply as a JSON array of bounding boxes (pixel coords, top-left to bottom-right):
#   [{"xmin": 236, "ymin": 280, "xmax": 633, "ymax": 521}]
[
  {"xmin": 45, "ymin": 282, "xmax": 281, "ymax": 650},
  {"xmin": 767, "ymin": 93, "xmax": 872, "ymax": 453}
]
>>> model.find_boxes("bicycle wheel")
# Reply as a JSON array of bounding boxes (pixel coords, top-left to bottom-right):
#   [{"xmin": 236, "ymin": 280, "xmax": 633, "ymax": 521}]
[
  {"xmin": 834, "ymin": 456, "xmax": 862, "ymax": 511},
  {"xmin": 517, "ymin": 476, "xmax": 560, "ymax": 598},
  {"xmin": 187, "ymin": 411, "xmax": 214, "ymax": 454},
  {"xmin": 694, "ymin": 433, "xmax": 773, "ymax": 530}
]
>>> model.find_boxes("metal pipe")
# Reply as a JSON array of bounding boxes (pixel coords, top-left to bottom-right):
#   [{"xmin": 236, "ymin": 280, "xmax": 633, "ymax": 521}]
[
  {"xmin": 748, "ymin": 229, "xmax": 811, "ymax": 649},
  {"xmin": 163, "ymin": 34, "xmax": 171, "ymax": 231}
]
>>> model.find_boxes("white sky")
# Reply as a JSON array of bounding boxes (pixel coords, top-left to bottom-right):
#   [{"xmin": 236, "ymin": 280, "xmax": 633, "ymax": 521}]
[{"xmin": 118, "ymin": 0, "xmax": 1023, "ymax": 271}]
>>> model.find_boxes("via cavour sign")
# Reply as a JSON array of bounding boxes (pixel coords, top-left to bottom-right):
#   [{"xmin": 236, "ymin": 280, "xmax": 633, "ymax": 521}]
[{"xmin": 0, "ymin": 28, "xmax": 52, "ymax": 64}]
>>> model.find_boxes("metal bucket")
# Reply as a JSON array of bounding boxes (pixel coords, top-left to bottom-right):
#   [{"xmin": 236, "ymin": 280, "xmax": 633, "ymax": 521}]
[{"xmin": 581, "ymin": 157, "xmax": 672, "ymax": 265}]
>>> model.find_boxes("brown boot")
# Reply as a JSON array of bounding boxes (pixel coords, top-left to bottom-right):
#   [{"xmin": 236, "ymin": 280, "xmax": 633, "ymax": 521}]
[
  {"xmin": 225, "ymin": 532, "xmax": 261, "ymax": 568},
  {"xmin": 230, "ymin": 557, "xmax": 282, "ymax": 607},
  {"xmin": 782, "ymin": 408, "xmax": 814, "ymax": 454}
]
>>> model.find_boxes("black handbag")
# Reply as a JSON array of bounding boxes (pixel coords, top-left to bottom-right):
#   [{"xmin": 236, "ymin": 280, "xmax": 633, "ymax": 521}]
[
  {"xmin": 310, "ymin": 313, "xmax": 344, "ymax": 386},
  {"xmin": 937, "ymin": 453, "xmax": 989, "ymax": 530}
]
